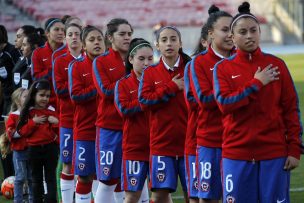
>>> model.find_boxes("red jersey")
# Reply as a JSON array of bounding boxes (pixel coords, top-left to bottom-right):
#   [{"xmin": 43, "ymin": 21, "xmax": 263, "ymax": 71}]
[
  {"xmin": 53, "ymin": 51, "xmax": 80, "ymax": 128},
  {"xmin": 114, "ymin": 71, "xmax": 150, "ymax": 161},
  {"xmin": 139, "ymin": 57, "xmax": 187, "ymax": 157},
  {"xmin": 68, "ymin": 55, "xmax": 97, "ymax": 141},
  {"xmin": 92, "ymin": 48, "xmax": 125, "ymax": 130},
  {"xmin": 190, "ymin": 47, "xmax": 225, "ymax": 148},
  {"xmin": 184, "ymin": 62, "xmax": 198, "ymax": 155},
  {"xmin": 213, "ymin": 47, "xmax": 302, "ymax": 160},
  {"xmin": 6, "ymin": 111, "xmax": 27, "ymax": 151},
  {"xmin": 19, "ymin": 106, "xmax": 58, "ymax": 146},
  {"xmin": 31, "ymin": 42, "xmax": 67, "ymax": 107}
]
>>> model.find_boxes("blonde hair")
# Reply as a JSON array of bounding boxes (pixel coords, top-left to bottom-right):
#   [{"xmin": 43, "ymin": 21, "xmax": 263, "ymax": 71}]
[{"xmin": 10, "ymin": 88, "xmax": 27, "ymax": 112}]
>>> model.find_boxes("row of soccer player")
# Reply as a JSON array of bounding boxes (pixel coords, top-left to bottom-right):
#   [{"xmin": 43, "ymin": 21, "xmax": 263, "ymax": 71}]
[{"xmin": 3, "ymin": 1, "xmax": 302, "ymax": 203}]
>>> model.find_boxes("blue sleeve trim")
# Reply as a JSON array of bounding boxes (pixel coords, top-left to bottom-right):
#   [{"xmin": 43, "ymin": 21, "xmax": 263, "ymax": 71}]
[
  {"xmin": 93, "ymin": 56, "xmax": 114, "ymax": 96},
  {"xmin": 190, "ymin": 55, "xmax": 214, "ymax": 103},
  {"xmin": 115, "ymin": 80, "xmax": 141, "ymax": 115},
  {"xmin": 138, "ymin": 67, "xmax": 170, "ymax": 105},
  {"xmin": 184, "ymin": 61, "xmax": 196, "ymax": 103},
  {"xmin": 213, "ymin": 60, "xmax": 258, "ymax": 105}
]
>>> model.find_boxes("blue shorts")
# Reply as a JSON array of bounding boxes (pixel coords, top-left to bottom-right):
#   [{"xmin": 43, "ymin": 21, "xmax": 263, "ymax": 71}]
[
  {"xmin": 185, "ymin": 154, "xmax": 199, "ymax": 198},
  {"xmin": 197, "ymin": 146, "xmax": 222, "ymax": 200},
  {"xmin": 74, "ymin": 140, "xmax": 96, "ymax": 176},
  {"xmin": 150, "ymin": 155, "xmax": 187, "ymax": 192},
  {"xmin": 95, "ymin": 128, "xmax": 122, "ymax": 181},
  {"xmin": 59, "ymin": 127, "xmax": 73, "ymax": 164},
  {"xmin": 223, "ymin": 157, "xmax": 290, "ymax": 203},
  {"xmin": 121, "ymin": 160, "xmax": 149, "ymax": 191}
]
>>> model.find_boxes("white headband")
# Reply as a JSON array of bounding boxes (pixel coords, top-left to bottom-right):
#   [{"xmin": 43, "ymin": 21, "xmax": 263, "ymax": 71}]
[
  {"xmin": 230, "ymin": 14, "xmax": 258, "ymax": 30},
  {"xmin": 129, "ymin": 43, "xmax": 152, "ymax": 55}
]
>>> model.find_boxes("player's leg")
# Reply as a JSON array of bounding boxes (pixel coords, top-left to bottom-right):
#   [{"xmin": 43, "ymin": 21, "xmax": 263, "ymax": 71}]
[
  {"xmin": 122, "ymin": 160, "xmax": 149, "ymax": 203},
  {"xmin": 59, "ymin": 127, "xmax": 74, "ymax": 203},
  {"xmin": 74, "ymin": 140, "xmax": 95, "ymax": 203},
  {"xmin": 259, "ymin": 157, "xmax": 290, "ymax": 203},
  {"xmin": 150, "ymin": 155, "xmax": 178, "ymax": 203},
  {"xmin": 222, "ymin": 158, "xmax": 258, "ymax": 203},
  {"xmin": 95, "ymin": 128, "xmax": 123, "ymax": 203}
]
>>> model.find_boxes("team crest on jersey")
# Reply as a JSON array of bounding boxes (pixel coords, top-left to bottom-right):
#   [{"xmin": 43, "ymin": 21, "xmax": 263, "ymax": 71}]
[
  {"xmin": 201, "ymin": 181, "xmax": 210, "ymax": 192},
  {"xmin": 130, "ymin": 177, "xmax": 137, "ymax": 186},
  {"xmin": 62, "ymin": 150, "xmax": 69, "ymax": 157},
  {"xmin": 157, "ymin": 172, "xmax": 166, "ymax": 182},
  {"xmin": 226, "ymin": 195, "xmax": 235, "ymax": 203},
  {"xmin": 103, "ymin": 167, "xmax": 110, "ymax": 176},
  {"xmin": 78, "ymin": 163, "xmax": 85, "ymax": 170},
  {"xmin": 193, "ymin": 180, "xmax": 199, "ymax": 190}
]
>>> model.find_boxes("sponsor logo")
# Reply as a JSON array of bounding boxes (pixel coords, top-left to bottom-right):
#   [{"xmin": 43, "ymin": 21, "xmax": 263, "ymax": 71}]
[
  {"xmin": 226, "ymin": 195, "xmax": 235, "ymax": 203},
  {"xmin": 157, "ymin": 172, "xmax": 166, "ymax": 182},
  {"xmin": 65, "ymin": 68, "xmax": 68, "ymax": 70},
  {"xmin": 210, "ymin": 67, "xmax": 214, "ymax": 71},
  {"xmin": 78, "ymin": 163, "xmax": 85, "ymax": 170},
  {"xmin": 201, "ymin": 181, "xmax": 210, "ymax": 192},
  {"xmin": 42, "ymin": 58, "xmax": 48, "ymax": 61},
  {"xmin": 82, "ymin": 73, "xmax": 90, "ymax": 77},
  {"xmin": 103, "ymin": 167, "xmax": 110, "ymax": 176},
  {"xmin": 62, "ymin": 150, "xmax": 69, "ymax": 157},
  {"xmin": 231, "ymin": 75, "xmax": 241, "ymax": 79},
  {"xmin": 154, "ymin": 81, "xmax": 162, "ymax": 85},
  {"xmin": 130, "ymin": 90, "xmax": 137, "ymax": 94},
  {"xmin": 130, "ymin": 177, "xmax": 137, "ymax": 186},
  {"xmin": 277, "ymin": 199, "xmax": 286, "ymax": 203},
  {"xmin": 109, "ymin": 67, "xmax": 116, "ymax": 71}
]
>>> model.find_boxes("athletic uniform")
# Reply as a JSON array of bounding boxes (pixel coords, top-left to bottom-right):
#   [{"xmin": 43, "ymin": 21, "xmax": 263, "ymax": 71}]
[
  {"xmin": 92, "ymin": 48, "xmax": 125, "ymax": 181},
  {"xmin": 183, "ymin": 61, "xmax": 199, "ymax": 198},
  {"xmin": 114, "ymin": 70, "xmax": 150, "ymax": 191},
  {"xmin": 68, "ymin": 55, "xmax": 97, "ymax": 176},
  {"xmin": 31, "ymin": 42, "xmax": 66, "ymax": 107},
  {"xmin": 213, "ymin": 47, "xmax": 302, "ymax": 202},
  {"xmin": 138, "ymin": 56, "xmax": 187, "ymax": 192},
  {"xmin": 53, "ymin": 51, "xmax": 82, "ymax": 164},
  {"xmin": 18, "ymin": 106, "xmax": 59, "ymax": 203},
  {"xmin": 190, "ymin": 46, "xmax": 228, "ymax": 199}
]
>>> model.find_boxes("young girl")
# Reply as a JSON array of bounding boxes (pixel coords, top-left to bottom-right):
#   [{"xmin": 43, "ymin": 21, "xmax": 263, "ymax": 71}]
[
  {"xmin": 114, "ymin": 38, "xmax": 153, "ymax": 203},
  {"xmin": 213, "ymin": 2, "xmax": 301, "ymax": 202},
  {"xmin": 13, "ymin": 31, "xmax": 46, "ymax": 90},
  {"xmin": 31, "ymin": 17, "xmax": 66, "ymax": 107},
  {"xmin": 53, "ymin": 23, "xmax": 83, "ymax": 203},
  {"xmin": 16, "ymin": 79, "xmax": 59, "ymax": 203},
  {"xmin": 190, "ymin": 5, "xmax": 234, "ymax": 203},
  {"xmin": 139, "ymin": 26, "xmax": 191, "ymax": 203},
  {"xmin": 68, "ymin": 25, "xmax": 105, "ymax": 203},
  {"xmin": 6, "ymin": 88, "xmax": 32, "ymax": 203},
  {"xmin": 184, "ymin": 23, "xmax": 209, "ymax": 203},
  {"xmin": 92, "ymin": 18, "xmax": 133, "ymax": 203}
]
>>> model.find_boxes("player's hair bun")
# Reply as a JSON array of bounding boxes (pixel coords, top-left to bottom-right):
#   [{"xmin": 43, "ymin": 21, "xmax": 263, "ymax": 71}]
[
  {"xmin": 238, "ymin": 1, "xmax": 250, "ymax": 13},
  {"xmin": 208, "ymin": 5, "xmax": 220, "ymax": 15}
]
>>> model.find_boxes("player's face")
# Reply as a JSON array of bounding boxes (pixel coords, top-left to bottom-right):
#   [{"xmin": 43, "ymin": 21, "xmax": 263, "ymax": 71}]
[
  {"xmin": 47, "ymin": 22, "xmax": 65, "ymax": 44},
  {"xmin": 19, "ymin": 90, "xmax": 28, "ymax": 108},
  {"xmin": 129, "ymin": 46, "xmax": 154, "ymax": 78},
  {"xmin": 15, "ymin": 28, "xmax": 25, "ymax": 49},
  {"xmin": 35, "ymin": 89, "xmax": 50, "ymax": 109},
  {"xmin": 210, "ymin": 16, "xmax": 233, "ymax": 52},
  {"xmin": 156, "ymin": 28, "xmax": 182, "ymax": 60},
  {"xmin": 66, "ymin": 26, "xmax": 82, "ymax": 50},
  {"xmin": 109, "ymin": 24, "xmax": 132, "ymax": 53},
  {"xmin": 83, "ymin": 30, "xmax": 105, "ymax": 60},
  {"xmin": 21, "ymin": 37, "xmax": 32, "ymax": 58},
  {"xmin": 232, "ymin": 17, "xmax": 260, "ymax": 52}
]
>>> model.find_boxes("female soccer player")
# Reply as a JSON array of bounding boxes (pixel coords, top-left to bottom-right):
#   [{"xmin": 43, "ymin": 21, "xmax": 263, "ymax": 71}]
[
  {"xmin": 190, "ymin": 5, "xmax": 234, "ymax": 203},
  {"xmin": 68, "ymin": 25, "xmax": 105, "ymax": 203},
  {"xmin": 114, "ymin": 38, "xmax": 153, "ymax": 203},
  {"xmin": 31, "ymin": 17, "xmax": 66, "ymax": 107},
  {"xmin": 139, "ymin": 26, "xmax": 191, "ymax": 203},
  {"xmin": 213, "ymin": 2, "xmax": 301, "ymax": 202},
  {"xmin": 93, "ymin": 18, "xmax": 132, "ymax": 203},
  {"xmin": 53, "ymin": 23, "xmax": 83, "ymax": 203}
]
